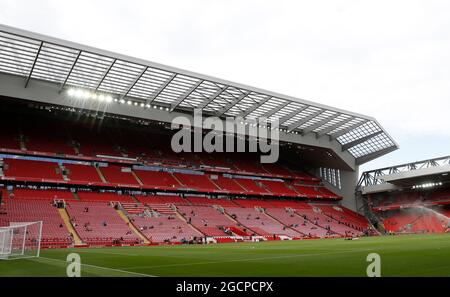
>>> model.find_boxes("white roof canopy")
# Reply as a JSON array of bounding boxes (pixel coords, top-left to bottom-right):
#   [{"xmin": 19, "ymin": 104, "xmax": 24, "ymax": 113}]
[{"xmin": 0, "ymin": 24, "xmax": 398, "ymax": 162}]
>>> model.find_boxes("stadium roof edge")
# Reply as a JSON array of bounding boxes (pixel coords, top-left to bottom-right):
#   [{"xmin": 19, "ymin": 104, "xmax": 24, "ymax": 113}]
[
  {"xmin": 358, "ymin": 155, "xmax": 450, "ymax": 188},
  {"xmin": 0, "ymin": 23, "xmax": 399, "ymax": 164},
  {"xmin": 0, "ymin": 23, "xmax": 372, "ymax": 119}
]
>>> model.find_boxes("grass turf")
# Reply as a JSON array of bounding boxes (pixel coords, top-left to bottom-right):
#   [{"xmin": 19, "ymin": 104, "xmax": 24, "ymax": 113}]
[{"xmin": 0, "ymin": 233, "xmax": 449, "ymax": 277}]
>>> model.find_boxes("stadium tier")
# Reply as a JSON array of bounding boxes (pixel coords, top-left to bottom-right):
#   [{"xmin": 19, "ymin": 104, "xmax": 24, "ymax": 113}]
[
  {"xmin": 0, "ymin": 185, "xmax": 371, "ymax": 247},
  {"xmin": 0, "ymin": 105, "xmax": 379, "ymax": 247}
]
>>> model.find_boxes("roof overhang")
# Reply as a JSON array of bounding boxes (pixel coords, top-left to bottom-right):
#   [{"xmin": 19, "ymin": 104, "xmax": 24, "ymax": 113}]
[
  {"xmin": 378, "ymin": 165, "xmax": 450, "ymax": 186},
  {"xmin": 359, "ymin": 155, "xmax": 450, "ymax": 194},
  {"xmin": 0, "ymin": 24, "xmax": 398, "ymax": 168}
]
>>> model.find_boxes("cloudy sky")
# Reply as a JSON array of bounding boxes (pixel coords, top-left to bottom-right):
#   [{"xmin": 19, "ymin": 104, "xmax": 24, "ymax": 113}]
[{"xmin": 1, "ymin": 0, "xmax": 449, "ymax": 173}]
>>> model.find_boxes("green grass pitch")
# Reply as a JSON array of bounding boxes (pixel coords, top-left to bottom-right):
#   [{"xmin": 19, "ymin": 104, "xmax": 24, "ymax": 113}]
[{"xmin": 1, "ymin": 234, "xmax": 449, "ymax": 277}]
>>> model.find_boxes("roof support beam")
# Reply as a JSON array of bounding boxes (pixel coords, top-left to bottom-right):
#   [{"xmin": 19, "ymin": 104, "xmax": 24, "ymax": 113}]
[
  {"xmin": 24, "ymin": 41, "xmax": 43, "ymax": 88},
  {"xmin": 216, "ymin": 90, "xmax": 250, "ymax": 116},
  {"xmin": 58, "ymin": 50, "xmax": 82, "ymax": 93},
  {"xmin": 330, "ymin": 120, "xmax": 368, "ymax": 140},
  {"xmin": 315, "ymin": 116, "xmax": 354, "ymax": 138},
  {"xmin": 170, "ymin": 80, "xmax": 203, "ymax": 112},
  {"xmin": 120, "ymin": 66, "xmax": 148, "ymax": 100},
  {"xmin": 287, "ymin": 109, "xmax": 323, "ymax": 132},
  {"xmin": 147, "ymin": 73, "xmax": 177, "ymax": 103},
  {"xmin": 238, "ymin": 95, "xmax": 272, "ymax": 118},
  {"xmin": 341, "ymin": 130, "xmax": 383, "ymax": 151},
  {"xmin": 301, "ymin": 114, "xmax": 336, "ymax": 135},
  {"xmin": 94, "ymin": 59, "xmax": 116, "ymax": 91},
  {"xmin": 197, "ymin": 85, "xmax": 228, "ymax": 110},
  {"xmin": 278, "ymin": 105, "xmax": 309, "ymax": 125},
  {"xmin": 356, "ymin": 146, "xmax": 398, "ymax": 165}
]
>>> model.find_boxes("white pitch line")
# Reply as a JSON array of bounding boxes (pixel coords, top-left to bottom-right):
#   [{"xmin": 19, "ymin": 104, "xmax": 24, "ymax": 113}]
[
  {"xmin": 33, "ymin": 256, "xmax": 157, "ymax": 277},
  {"xmin": 123, "ymin": 248, "xmax": 373, "ymax": 270},
  {"xmin": 71, "ymin": 250, "xmax": 141, "ymax": 257}
]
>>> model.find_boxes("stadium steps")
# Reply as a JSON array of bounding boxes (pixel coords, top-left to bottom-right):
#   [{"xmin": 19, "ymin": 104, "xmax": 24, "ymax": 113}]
[
  {"xmin": 229, "ymin": 199, "xmax": 242, "ymax": 207},
  {"xmin": 72, "ymin": 143, "xmax": 81, "ymax": 155},
  {"xmin": 19, "ymin": 134, "xmax": 27, "ymax": 151},
  {"xmin": 115, "ymin": 209, "xmax": 149, "ymax": 243},
  {"xmin": 257, "ymin": 182, "xmax": 272, "ymax": 194},
  {"xmin": 95, "ymin": 166, "xmax": 108, "ymax": 183},
  {"xmin": 174, "ymin": 207, "xmax": 207, "ymax": 236},
  {"xmin": 222, "ymin": 209, "xmax": 259, "ymax": 235},
  {"xmin": 147, "ymin": 203, "xmax": 177, "ymax": 215},
  {"xmin": 264, "ymin": 210, "xmax": 306, "ymax": 236},
  {"xmin": 120, "ymin": 202, "xmax": 148, "ymax": 216},
  {"xmin": 131, "ymin": 171, "xmax": 144, "ymax": 186},
  {"xmin": 60, "ymin": 164, "xmax": 70, "ymax": 181},
  {"xmin": 233, "ymin": 179, "xmax": 249, "ymax": 192},
  {"xmin": 72, "ymin": 192, "xmax": 81, "ymax": 200},
  {"xmin": 360, "ymin": 197, "xmax": 385, "ymax": 234},
  {"xmin": 58, "ymin": 208, "xmax": 83, "ymax": 245},
  {"xmin": 208, "ymin": 177, "xmax": 222, "ymax": 191},
  {"xmin": 129, "ymin": 194, "xmax": 140, "ymax": 203},
  {"xmin": 293, "ymin": 210, "xmax": 331, "ymax": 235},
  {"xmin": 288, "ymin": 184, "xmax": 302, "ymax": 196},
  {"xmin": 234, "ymin": 180, "xmax": 248, "ymax": 192},
  {"xmin": 171, "ymin": 173, "xmax": 185, "ymax": 186}
]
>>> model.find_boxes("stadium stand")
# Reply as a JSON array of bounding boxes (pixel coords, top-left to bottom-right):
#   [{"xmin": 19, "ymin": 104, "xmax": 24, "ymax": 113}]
[
  {"xmin": 10, "ymin": 188, "xmax": 75, "ymax": 201},
  {"xmin": 225, "ymin": 207, "xmax": 301, "ymax": 237},
  {"xmin": 0, "ymin": 117, "xmax": 21, "ymax": 150},
  {"xmin": 65, "ymin": 202, "xmax": 140, "ymax": 245},
  {"xmin": 0, "ymin": 32, "xmax": 383, "ymax": 248},
  {"xmin": 3, "ymin": 158, "xmax": 64, "ymax": 181},
  {"xmin": 135, "ymin": 194, "xmax": 187, "ymax": 205},
  {"xmin": 265, "ymin": 208, "xmax": 328, "ymax": 237},
  {"xmin": 23, "ymin": 120, "xmax": 76, "ymax": 155},
  {"xmin": 177, "ymin": 205, "xmax": 237, "ymax": 236},
  {"xmin": 9, "ymin": 24, "xmax": 450, "ymax": 253},
  {"xmin": 186, "ymin": 196, "xmax": 238, "ymax": 207},
  {"xmin": 234, "ymin": 178, "xmax": 270, "ymax": 195},
  {"xmin": 0, "ymin": 199, "xmax": 72, "ymax": 247},
  {"xmin": 233, "ymin": 198, "xmax": 276, "ymax": 209},
  {"xmin": 99, "ymin": 165, "xmax": 140, "ymax": 185},
  {"xmin": 382, "ymin": 209, "xmax": 447, "ymax": 234},
  {"xmin": 209, "ymin": 175, "xmax": 245, "ymax": 193},
  {"xmin": 134, "ymin": 169, "xmax": 182, "ymax": 189},
  {"xmin": 132, "ymin": 215, "xmax": 202, "ymax": 243},
  {"xmin": 260, "ymin": 179, "xmax": 298, "ymax": 197},
  {"xmin": 64, "ymin": 163, "xmax": 103, "ymax": 183},
  {"xmin": 76, "ymin": 191, "xmax": 134, "ymax": 203},
  {"xmin": 173, "ymin": 172, "xmax": 219, "ymax": 192}
]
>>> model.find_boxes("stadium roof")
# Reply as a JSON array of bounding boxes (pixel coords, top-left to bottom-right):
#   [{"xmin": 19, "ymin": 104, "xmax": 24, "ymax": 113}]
[
  {"xmin": 0, "ymin": 24, "xmax": 398, "ymax": 164},
  {"xmin": 358, "ymin": 155, "xmax": 450, "ymax": 194}
]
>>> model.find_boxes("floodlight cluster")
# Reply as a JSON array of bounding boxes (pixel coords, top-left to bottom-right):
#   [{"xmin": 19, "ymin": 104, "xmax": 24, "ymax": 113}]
[
  {"xmin": 412, "ymin": 182, "xmax": 443, "ymax": 189},
  {"xmin": 66, "ymin": 88, "xmax": 170, "ymax": 111},
  {"xmin": 67, "ymin": 88, "xmax": 113, "ymax": 103}
]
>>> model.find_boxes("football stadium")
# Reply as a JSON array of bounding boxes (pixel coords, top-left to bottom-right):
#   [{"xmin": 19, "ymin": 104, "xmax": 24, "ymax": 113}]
[{"xmin": 0, "ymin": 23, "xmax": 448, "ymax": 281}]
